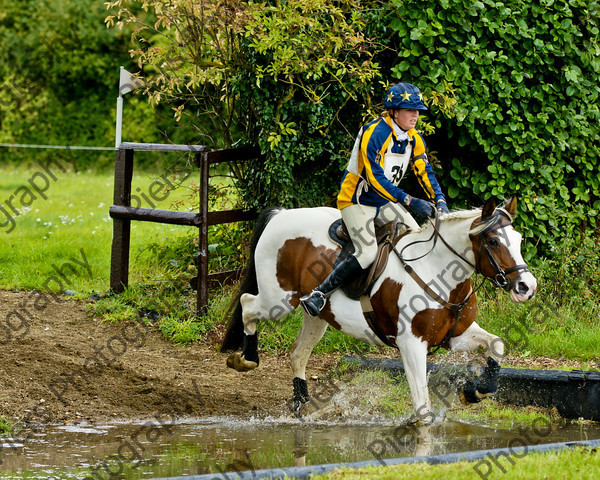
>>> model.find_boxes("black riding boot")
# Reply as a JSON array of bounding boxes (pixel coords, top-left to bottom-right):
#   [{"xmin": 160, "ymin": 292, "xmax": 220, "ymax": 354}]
[{"xmin": 300, "ymin": 255, "xmax": 363, "ymax": 316}]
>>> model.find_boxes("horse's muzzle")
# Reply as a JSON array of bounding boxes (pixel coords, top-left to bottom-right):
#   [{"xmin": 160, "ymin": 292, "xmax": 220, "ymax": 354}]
[{"xmin": 510, "ymin": 271, "xmax": 537, "ymax": 302}]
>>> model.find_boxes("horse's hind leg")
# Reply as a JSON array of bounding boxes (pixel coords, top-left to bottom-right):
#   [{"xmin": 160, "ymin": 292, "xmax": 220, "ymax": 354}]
[
  {"xmin": 449, "ymin": 321, "xmax": 504, "ymax": 403},
  {"xmin": 290, "ymin": 312, "xmax": 328, "ymax": 411},
  {"xmin": 227, "ymin": 290, "xmax": 293, "ymax": 372}
]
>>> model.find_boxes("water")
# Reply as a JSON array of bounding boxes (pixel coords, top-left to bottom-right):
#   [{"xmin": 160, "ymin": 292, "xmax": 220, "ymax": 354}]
[{"xmin": 1, "ymin": 415, "xmax": 599, "ymax": 479}]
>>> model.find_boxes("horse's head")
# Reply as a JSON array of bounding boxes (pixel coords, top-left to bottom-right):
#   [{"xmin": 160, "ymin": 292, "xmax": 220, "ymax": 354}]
[{"xmin": 470, "ymin": 196, "xmax": 537, "ymax": 302}]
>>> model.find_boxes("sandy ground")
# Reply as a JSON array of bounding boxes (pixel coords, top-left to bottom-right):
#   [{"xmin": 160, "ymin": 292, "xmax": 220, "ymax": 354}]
[{"xmin": 0, "ymin": 290, "xmax": 591, "ymax": 427}]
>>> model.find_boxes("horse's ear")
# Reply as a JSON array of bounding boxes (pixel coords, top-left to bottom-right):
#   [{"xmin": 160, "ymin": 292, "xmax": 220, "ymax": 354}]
[
  {"xmin": 481, "ymin": 197, "xmax": 497, "ymax": 220},
  {"xmin": 504, "ymin": 196, "xmax": 517, "ymax": 218}
]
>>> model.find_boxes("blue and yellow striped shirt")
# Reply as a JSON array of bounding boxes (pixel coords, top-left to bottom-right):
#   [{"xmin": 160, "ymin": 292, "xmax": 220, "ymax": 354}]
[{"xmin": 337, "ymin": 114, "xmax": 445, "ymax": 209}]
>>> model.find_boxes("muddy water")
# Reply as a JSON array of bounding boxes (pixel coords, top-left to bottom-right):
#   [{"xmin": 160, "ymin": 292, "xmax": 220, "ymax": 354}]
[{"xmin": 1, "ymin": 415, "xmax": 600, "ymax": 480}]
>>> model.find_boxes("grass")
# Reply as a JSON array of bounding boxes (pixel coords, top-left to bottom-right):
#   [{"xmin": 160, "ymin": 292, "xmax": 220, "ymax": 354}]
[
  {"xmin": 474, "ymin": 273, "xmax": 600, "ymax": 361},
  {"xmin": 333, "ymin": 366, "xmax": 563, "ymax": 427},
  {"xmin": 0, "ymin": 161, "xmax": 197, "ymax": 294},
  {"xmin": 308, "ymin": 447, "xmax": 600, "ymax": 480},
  {"xmin": 446, "ymin": 399, "xmax": 562, "ymax": 428},
  {"xmin": 0, "ymin": 163, "xmax": 373, "ymax": 354},
  {"xmin": 0, "ymin": 416, "xmax": 13, "ymax": 436}
]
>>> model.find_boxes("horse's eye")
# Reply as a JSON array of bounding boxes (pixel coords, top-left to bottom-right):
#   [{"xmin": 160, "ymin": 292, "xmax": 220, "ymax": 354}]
[{"xmin": 488, "ymin": 237, "xmax": 499, "ymax": 247}]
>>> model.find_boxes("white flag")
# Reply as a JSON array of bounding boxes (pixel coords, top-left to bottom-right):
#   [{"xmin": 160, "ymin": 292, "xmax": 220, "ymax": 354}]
[{"xmin": 119, "ymin": 67, "xmax": 143, "ymax": 95}]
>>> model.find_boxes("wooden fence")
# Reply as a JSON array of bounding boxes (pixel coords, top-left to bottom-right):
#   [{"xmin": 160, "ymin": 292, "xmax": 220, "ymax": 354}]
[{"xmin": 109, "ymin": 142, "xmax": 259, "ymax": 315}]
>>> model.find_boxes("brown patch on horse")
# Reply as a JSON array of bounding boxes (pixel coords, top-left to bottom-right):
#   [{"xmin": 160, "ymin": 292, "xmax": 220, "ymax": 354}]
[
  {"xmin": 369, "ymin": 278, "xmax": 403, "ymax": 340},
  {"xmin": 276, "ymin": 237, "xmax": 337, "ymax": 294},
  {"xmin": 410, "ymin": 280, "xmax": 478, "ymax": 348},
  {"xmin": 275, "ymin": 237, "xmax": 342, "ymax": 330}
]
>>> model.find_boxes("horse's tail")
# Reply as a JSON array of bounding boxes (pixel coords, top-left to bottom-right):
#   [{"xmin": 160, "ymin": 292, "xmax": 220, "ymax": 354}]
[{"xmin": 220, "ymin": 206, "xmax": 284, "ymax": 352}]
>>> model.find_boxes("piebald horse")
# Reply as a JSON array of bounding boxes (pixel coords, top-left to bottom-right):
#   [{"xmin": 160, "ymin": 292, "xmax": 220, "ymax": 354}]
[{"xmin": 221, "ymin": 197, "xmax": 537, "ymax": 421}]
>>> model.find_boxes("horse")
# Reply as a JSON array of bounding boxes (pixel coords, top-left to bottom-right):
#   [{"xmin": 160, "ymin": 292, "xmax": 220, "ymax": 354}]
[{"xmin": 221, "ymin": 196, "xmax": 537, "ymax": 422}]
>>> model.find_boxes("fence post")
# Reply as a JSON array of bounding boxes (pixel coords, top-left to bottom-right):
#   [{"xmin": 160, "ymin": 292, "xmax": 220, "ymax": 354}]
[
  {"xmin": 109, "ymin": 143, "xmax": 259, "ymax": 316},
  {"xmin": 197, "ymin": 150, "xmax": 210, "ymax": 316},
  {"xmin": 110, "ymin": 148, "xmax": 134, "ymax": 293}
]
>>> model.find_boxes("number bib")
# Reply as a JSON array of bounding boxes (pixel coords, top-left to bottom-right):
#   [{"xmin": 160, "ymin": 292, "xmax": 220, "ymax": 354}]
[{"xmin": 383, "ymin": 142, "xmax": 412, "ymax": 186}]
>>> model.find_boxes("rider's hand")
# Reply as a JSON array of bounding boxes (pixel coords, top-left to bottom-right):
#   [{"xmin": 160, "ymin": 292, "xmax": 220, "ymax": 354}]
[
  {"xmin": 407, "ymin": 196, "xmax": 435, "ymax": 217},
  {"xmin": 437, "ymin": 200, "xmax": 450, "ymax": 215}
]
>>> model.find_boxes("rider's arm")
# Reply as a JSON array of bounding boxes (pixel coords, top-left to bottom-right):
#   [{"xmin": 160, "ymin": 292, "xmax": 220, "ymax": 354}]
[{"xmin": 409, "ymin": 131, "xmax": 446, "ymax": 204}]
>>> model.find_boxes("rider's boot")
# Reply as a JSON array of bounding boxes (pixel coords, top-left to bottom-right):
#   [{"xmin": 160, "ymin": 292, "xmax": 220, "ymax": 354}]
[{"xmin": 299, "ymin": 255, "xmax": 363, "ymax": 316}]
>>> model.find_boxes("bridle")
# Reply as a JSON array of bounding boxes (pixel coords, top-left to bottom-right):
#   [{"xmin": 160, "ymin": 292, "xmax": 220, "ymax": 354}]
[
  {"xmin": 392, "ymin": 207, "xmax": 529, "ymax": 352},
  {"xmin": 395, "ymin": 207, "xmax": 529, "ymax": 294},
  {"xmin": 472, "ymin": 211, "xmax": 529, "ymax": 291}
]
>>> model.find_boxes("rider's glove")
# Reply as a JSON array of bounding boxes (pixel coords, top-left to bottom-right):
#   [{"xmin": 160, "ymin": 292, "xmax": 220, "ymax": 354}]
[
  {"xmin": 436, "ymin": 200, "xmax": 450, "ymax": 215},
  {"xmin": 405, "ymin": 196, "xmax": 435, "ymax": 217}
]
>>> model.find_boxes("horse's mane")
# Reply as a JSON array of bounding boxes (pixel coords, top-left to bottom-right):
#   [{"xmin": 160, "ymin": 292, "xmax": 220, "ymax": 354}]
[{"xmin": 412, "ymin": 206, "xmax": 512, "ymax": 235}]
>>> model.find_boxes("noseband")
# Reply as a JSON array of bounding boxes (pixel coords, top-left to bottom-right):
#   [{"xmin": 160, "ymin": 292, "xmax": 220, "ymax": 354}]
[{"xmin": 396, "ymin": 208, "xmax": 529, "ymax": 297}]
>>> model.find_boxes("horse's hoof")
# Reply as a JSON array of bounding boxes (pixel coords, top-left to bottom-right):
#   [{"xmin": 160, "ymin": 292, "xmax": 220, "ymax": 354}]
[
  {"xmin": 292, "ymin": 398, "xmax": 310, "ymax": 415},
  {"xmin": 226, "ymin": 352, "xmax": 258, "ymax": 372},
  {"xmin": 460, "ymin": 381, "xmax": 488, "ymax": 404}
]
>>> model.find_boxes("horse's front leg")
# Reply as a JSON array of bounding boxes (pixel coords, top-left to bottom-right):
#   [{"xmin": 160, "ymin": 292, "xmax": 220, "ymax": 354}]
[
  {"xmin": 449, "ymin": 321, "xmax": 504, "ymax": 403},
  {"xmin": 398, "ymin": 335, "xmax": 434, "ymax": 424}
]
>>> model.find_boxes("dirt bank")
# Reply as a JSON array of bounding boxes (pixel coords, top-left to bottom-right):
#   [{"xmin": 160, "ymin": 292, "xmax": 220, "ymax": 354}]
[{"xmin": 0, "ymin": 291, "xmax": 338, "ymax": 426}]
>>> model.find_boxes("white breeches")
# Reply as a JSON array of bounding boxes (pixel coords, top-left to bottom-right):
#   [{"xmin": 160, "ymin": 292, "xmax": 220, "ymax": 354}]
[{"xmin": 340, "ymin": 202, "xmax": 419, "ymax": 269}]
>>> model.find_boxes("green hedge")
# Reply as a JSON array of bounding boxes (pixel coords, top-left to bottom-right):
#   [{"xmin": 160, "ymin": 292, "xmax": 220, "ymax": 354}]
[
  {"xmin": 385, "ymin": 0, "xmax": 600, "ymax": 256},
  {"xmin": 4, "ymin": 0, "xmax": 599, "ymax": 256}
]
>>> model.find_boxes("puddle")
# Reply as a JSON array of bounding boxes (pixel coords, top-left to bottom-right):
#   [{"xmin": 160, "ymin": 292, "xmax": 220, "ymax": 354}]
[{"xmin": 1, "ymin": 415, "xmax": 600, "ymax": 479}]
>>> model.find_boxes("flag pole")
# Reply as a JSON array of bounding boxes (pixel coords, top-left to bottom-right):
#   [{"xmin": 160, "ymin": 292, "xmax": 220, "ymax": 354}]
[{"xmin": 115, "ymin": 66, "xmax": 124, "ymax": 150}]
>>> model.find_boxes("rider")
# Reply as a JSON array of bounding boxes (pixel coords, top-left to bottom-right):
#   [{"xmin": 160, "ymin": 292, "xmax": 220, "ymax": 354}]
[{"xmin": 300, "ymin": 82, "xmax": 449, "ymax": 317}]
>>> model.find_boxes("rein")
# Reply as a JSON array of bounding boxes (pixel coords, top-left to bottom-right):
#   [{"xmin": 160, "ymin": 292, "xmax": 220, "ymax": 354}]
[{"xmin": 392, "ymin": 208, "xmax": 528, "ymax": 353}]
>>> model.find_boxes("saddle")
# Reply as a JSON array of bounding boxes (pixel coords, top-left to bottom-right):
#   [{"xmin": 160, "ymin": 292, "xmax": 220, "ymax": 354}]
[{"xmin": 328, "ymin": 218, "xmax": 410, "ymax": 300}]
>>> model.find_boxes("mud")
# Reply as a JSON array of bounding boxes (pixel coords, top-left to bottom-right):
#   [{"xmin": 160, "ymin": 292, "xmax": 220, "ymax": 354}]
[{"xmin": 0, "ymin": 291, "xmax": 337, "ymax": 426}]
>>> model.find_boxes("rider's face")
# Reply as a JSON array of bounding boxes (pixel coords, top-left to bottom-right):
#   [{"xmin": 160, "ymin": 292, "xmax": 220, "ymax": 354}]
[{"xmin": 393, "ymin": 109, "xmax": 420, "ymax": 130}]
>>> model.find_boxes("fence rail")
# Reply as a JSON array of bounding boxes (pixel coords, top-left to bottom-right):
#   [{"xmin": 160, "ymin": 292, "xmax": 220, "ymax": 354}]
[{"xmin": 109, "ymin": 143, "xmax": 259, "ymax": 316}]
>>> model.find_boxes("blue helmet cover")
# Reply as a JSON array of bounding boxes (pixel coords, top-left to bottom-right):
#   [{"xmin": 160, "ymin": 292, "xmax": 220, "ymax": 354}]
[{"xmin": 384, "ymin": 82, "xmax": 428, "ymax": 110}]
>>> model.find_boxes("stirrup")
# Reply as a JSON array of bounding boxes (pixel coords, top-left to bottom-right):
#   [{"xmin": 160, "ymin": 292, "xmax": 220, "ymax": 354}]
[{"xmin": 299, "ymin": 290, "xmax": 326, "ymax": 316}]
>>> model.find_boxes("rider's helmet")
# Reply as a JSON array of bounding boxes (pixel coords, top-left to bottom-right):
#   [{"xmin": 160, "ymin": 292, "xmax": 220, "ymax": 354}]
[{"xmin": 384, "ymin": 82, "xmax": 428, "ymax": 110}]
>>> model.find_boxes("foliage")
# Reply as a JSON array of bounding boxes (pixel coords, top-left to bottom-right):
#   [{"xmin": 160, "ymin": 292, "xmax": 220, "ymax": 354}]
[
  {"xmin": 105, "ymin": 0, "xmax": 600, "ymax": 255},
  {"xmin": 0, "ymin": 416, "xmax": 13, "ymax": 436},
  {"xmin": 385, "ymin": 0, "xmax": 600, "ymax": 256},
  {"xmin": 105, "ymin": 0, "xmax": 455, "ymax": 209},
  {"xmin": 0, "ymin": 0, "xmax": 179, "ymax": 168}
]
